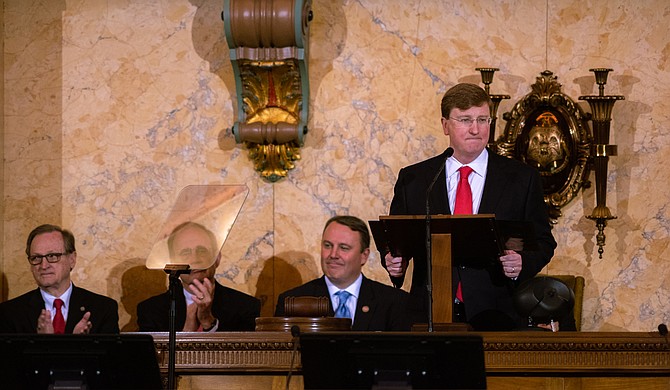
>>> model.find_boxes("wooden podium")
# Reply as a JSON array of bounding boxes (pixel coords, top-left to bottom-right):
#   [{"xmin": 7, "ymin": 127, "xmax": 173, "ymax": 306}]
[{"xmin": 370, "ymin": 214, "xmax": 505, "ymax": 324}]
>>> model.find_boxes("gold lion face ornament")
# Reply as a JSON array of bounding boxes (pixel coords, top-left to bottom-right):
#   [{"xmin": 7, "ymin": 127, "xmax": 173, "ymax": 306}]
[{"xmin": 526, "ymin": 112, "xmax": 569, "ymax": 176}]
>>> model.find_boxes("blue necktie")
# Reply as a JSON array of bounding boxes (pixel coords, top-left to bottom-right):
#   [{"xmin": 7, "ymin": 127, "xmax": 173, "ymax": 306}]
[{"xmin": 334, "ymin": 290, "xmax": 352, "ymax": 319}]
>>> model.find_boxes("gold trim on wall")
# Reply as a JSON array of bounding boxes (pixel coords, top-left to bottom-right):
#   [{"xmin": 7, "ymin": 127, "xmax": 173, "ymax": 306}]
[{"xmin": 223, "ymin": 0, "xmax": 312, "ymax": 182}]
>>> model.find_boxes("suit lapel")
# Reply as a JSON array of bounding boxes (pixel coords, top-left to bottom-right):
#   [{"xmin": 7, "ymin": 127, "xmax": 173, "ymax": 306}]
[
  {"xmin": 66, "ymin": 285, "xmax": 84, "ymax": 332},
  {"xmin": 480, "ymin": 152, "xmax": 507, "ymax": 214},
  {"xmin": 352, "ymin": 277, "xmax": 376, "ymax": 331},
  {"xmin": 176, "ymin": 289, "xmax": 187, "ymax": 330},
  {"xmin": 314, "ymin": 277, "xmax": 335, "ymax": 316},
  {"xmin": 65, "ymin": 284, "xmax": 80, "ymax": 334},
  {"xmin": 27, "ymin": 289, "xmax": 46, "ymax": 328}
]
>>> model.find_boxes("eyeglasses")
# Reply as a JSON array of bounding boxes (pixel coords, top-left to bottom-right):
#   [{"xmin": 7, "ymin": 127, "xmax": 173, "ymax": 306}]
[
  {"xmin": 449, "ymin": 117, "xmax": 492, "ymax": 127},
  {"xmin": 177, "ymin": 247, "xmax": 212, "ymax": 261},
  {"xmin": 27, "ymin": 252, "xmax": 69, "ymax": 265}
]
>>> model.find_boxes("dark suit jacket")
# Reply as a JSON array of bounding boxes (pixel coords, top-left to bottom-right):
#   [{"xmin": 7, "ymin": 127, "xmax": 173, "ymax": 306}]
[
  {"xmin": 274, "ymin": 275, "xmax": 411, "ymax": 331},
  {"xmin": 137, "ymin": 281, "xmax": 260, "ymax": 332},
  {"xmin": 0, "ymin": 285, "xmax": 119, "ymax": 333},
  {"xmin": 388, "ymin": 148, "xmax": 557, "ymax": 330}
]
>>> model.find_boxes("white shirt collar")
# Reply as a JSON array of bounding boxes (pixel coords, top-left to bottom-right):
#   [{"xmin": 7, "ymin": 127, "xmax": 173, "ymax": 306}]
[
  {"xmin": 40, "ymin": 282, "xmax": 73, "ymax": 309},
  {"xmin": 447, "ymin": 148, "xmax": 488, "ymax": 178},
  {"xmin": 325, "ymin": 273, "xmax": 363, "ymax": 298}
]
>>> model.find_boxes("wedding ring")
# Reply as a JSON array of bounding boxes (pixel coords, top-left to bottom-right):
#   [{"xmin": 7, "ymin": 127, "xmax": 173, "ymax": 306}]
[
  {"xmin": 512, "ymin": 267, "xmax": 516, "ymax": 273},
  {"xmin": 198, "ymin": 295, "xmax": 204, "ymax": 300}
]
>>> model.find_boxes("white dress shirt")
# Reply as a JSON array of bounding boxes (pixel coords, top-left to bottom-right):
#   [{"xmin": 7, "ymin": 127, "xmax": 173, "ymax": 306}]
[
  {"xmin": 446, "ymin": 148, "xmax": 489, "ymax": 214},
  {"xmin": 40, "ymin": 282, "xmax": 73, "ymax": 322},
  {"xmin": 325, "ymin": 273, "xmax": 362, "ymax": 323}
]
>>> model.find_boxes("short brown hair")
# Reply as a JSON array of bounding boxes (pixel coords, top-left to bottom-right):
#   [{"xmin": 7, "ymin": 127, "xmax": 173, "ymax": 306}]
[
  {"xmin": 323, "ymin": 215, "xmax": 371, "ymax": 252},
  {"xmin": 25, "ymin": 224, "xmax": 76, "ymax": 256},
  {"xmin": 440, "ymin": 83, "xmax": 492, "ymax": 118}
]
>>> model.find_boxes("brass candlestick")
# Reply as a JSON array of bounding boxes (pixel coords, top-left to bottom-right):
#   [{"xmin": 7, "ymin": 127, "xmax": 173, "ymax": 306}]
[
  {"xmin": 579, "ymin": 68, "xmax": 624, "ymax": 258},
  {"xmin": 476, "ymin": 67, "xmax": 510, "ymax": 147}
]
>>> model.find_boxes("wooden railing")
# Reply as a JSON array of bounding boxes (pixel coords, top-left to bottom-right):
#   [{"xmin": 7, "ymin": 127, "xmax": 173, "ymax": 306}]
[{"xmin": 139, "ymin": 331, "xmax": 670, "ymax": 389}]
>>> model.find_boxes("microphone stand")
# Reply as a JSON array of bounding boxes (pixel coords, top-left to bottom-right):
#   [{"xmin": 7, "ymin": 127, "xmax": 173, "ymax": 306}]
[
  {"xmin": 425, "ymin": 208, "xmax": 434, "ymax": 332},
  {"xmin": 424, "ymin": 147, "xmax": 453, "ymax": 333},
  {"xmin": 164, "ymin": 264, "xmax": 191, "ymax": 390},
  {"xmin": 285, "ymin": 325, "xmax": 301, "ymax": 390}
]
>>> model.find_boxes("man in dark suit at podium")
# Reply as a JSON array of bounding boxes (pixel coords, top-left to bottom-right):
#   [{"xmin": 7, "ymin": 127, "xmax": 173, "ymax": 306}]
[
  {"xmin": 0, "ymin": 224, "xmax": 119, "ymax": 334},
  {"xmin": 137, "ymin": 221, "xmax": 260, "ymax": 332},
  {"xmin": 275, "ymin": 215, "xmax": 410, "ymax": 331},
  {"xmin": 384, "ymin": 83, "xmax": 557, "ymax": 331}
]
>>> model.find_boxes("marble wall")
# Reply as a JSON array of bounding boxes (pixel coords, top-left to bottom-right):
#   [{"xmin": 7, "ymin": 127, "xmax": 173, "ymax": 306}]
[{"xmin": 2, "ymin": 0, "xmax": 669, "ymax": 332}]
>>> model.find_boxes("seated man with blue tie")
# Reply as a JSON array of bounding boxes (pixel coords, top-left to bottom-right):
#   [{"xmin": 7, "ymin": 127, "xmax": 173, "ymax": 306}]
[
  {"xmin": 274, "ymin": 215, "xmax": 411, "ymax": 331},
  {"xmin": 0, "ymin": 224, "xmax": 119, "ymax": 334}
]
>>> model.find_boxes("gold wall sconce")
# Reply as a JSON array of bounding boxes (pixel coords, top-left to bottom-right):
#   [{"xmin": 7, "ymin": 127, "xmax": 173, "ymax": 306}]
[
  {"xmin": 475, "ymin": 68, "xmax": 510, "ymax": 148},
  {"xmin": 488, "ymin": 69, "xmax": 623, "ymax": 258},
  {"xmin": 222, "ymin": 0, "xmax": 313, "ymax": 182},
  {"xmin": 579, "ymin": 69, "xmax": 624, "ymax": 258}
]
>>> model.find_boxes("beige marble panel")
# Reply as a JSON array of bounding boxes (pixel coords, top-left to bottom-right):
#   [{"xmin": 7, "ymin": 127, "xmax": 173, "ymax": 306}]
[
  {"xmin": 2, "ymin": 0, "xmax": 66, "ymax": 298},
  {"xmin": 2, "ymin": 0, "xmax": 669, "ymax": 332},
  {"xmin": 541, "ymin": 0, "xmax": 670, "ymax": 332},
  {"xmin": 0, "ymin": 0, "xmax": 4, "ymax": 300}
]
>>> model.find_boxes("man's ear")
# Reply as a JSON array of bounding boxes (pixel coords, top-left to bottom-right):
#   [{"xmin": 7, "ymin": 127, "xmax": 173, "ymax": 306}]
[
  {"xmin": 360, "ymin": 248, "xmax": 370, "ymax": 267},
  {"xmin": 69, "ymin": 251, "xmax": 77, "ymax": 270},
  {"xmin": 441, "ymin": 117, "xmax": 450, "ymax": 136}
]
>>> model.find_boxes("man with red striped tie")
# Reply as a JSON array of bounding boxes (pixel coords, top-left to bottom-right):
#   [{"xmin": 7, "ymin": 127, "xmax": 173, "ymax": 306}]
[
  {"xmin": 0, "ymin": 224, "xmax": 119, "ymax": 334},
  {"xmin": 383, "ymin": 83, "xmax": 560, "ymax": 331}
]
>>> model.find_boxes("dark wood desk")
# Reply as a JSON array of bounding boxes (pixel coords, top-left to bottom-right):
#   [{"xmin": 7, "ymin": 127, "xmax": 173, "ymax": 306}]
[{"xmin": 141, "ymin": 331, "xmax": 670, "ymax": 389}]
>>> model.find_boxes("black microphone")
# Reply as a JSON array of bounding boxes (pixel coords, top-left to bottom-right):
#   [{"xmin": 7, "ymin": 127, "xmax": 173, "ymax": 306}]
[
  {"xmin": 285, "ymin": 325, "xmax": 301, "ymax": 390},
  {"xmin": 425, "ymin": 147, "xmax": 454, "ymax": 332}
]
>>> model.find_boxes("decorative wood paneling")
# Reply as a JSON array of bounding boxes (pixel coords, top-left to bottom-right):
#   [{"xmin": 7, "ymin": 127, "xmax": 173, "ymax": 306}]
[{"xmin": 144, "ymin": 331, "xmax": 670, "ymax": 375}]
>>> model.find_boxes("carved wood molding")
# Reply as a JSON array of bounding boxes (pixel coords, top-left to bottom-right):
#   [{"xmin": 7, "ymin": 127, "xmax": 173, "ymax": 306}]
[
  {"xmin": 142, "ymin": 331, "xmax": 670, "ymax": 375},
  {"xmin": 148, "ymin": 331, "xmax": 295, "ymax": 372},
  {"xmin": 222, "ymin": 0, "xmax": 313, "ymax": 182},
  {"xmin": 483, "ymin": 332, "xmax": 670, "ymax": 374}
]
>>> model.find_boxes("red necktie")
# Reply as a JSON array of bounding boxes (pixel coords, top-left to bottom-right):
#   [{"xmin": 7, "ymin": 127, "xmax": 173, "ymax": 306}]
[
  {"xmin": 453, "ymin": 166, "xmax": 474, "ymax": 302},
  {"xmin": 454, "ymin": 166, "xmax": 473, "ymax": 215},
  {"xmin": 53, "ymin": 298, "xmax": 65, "ymax": 334}
]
